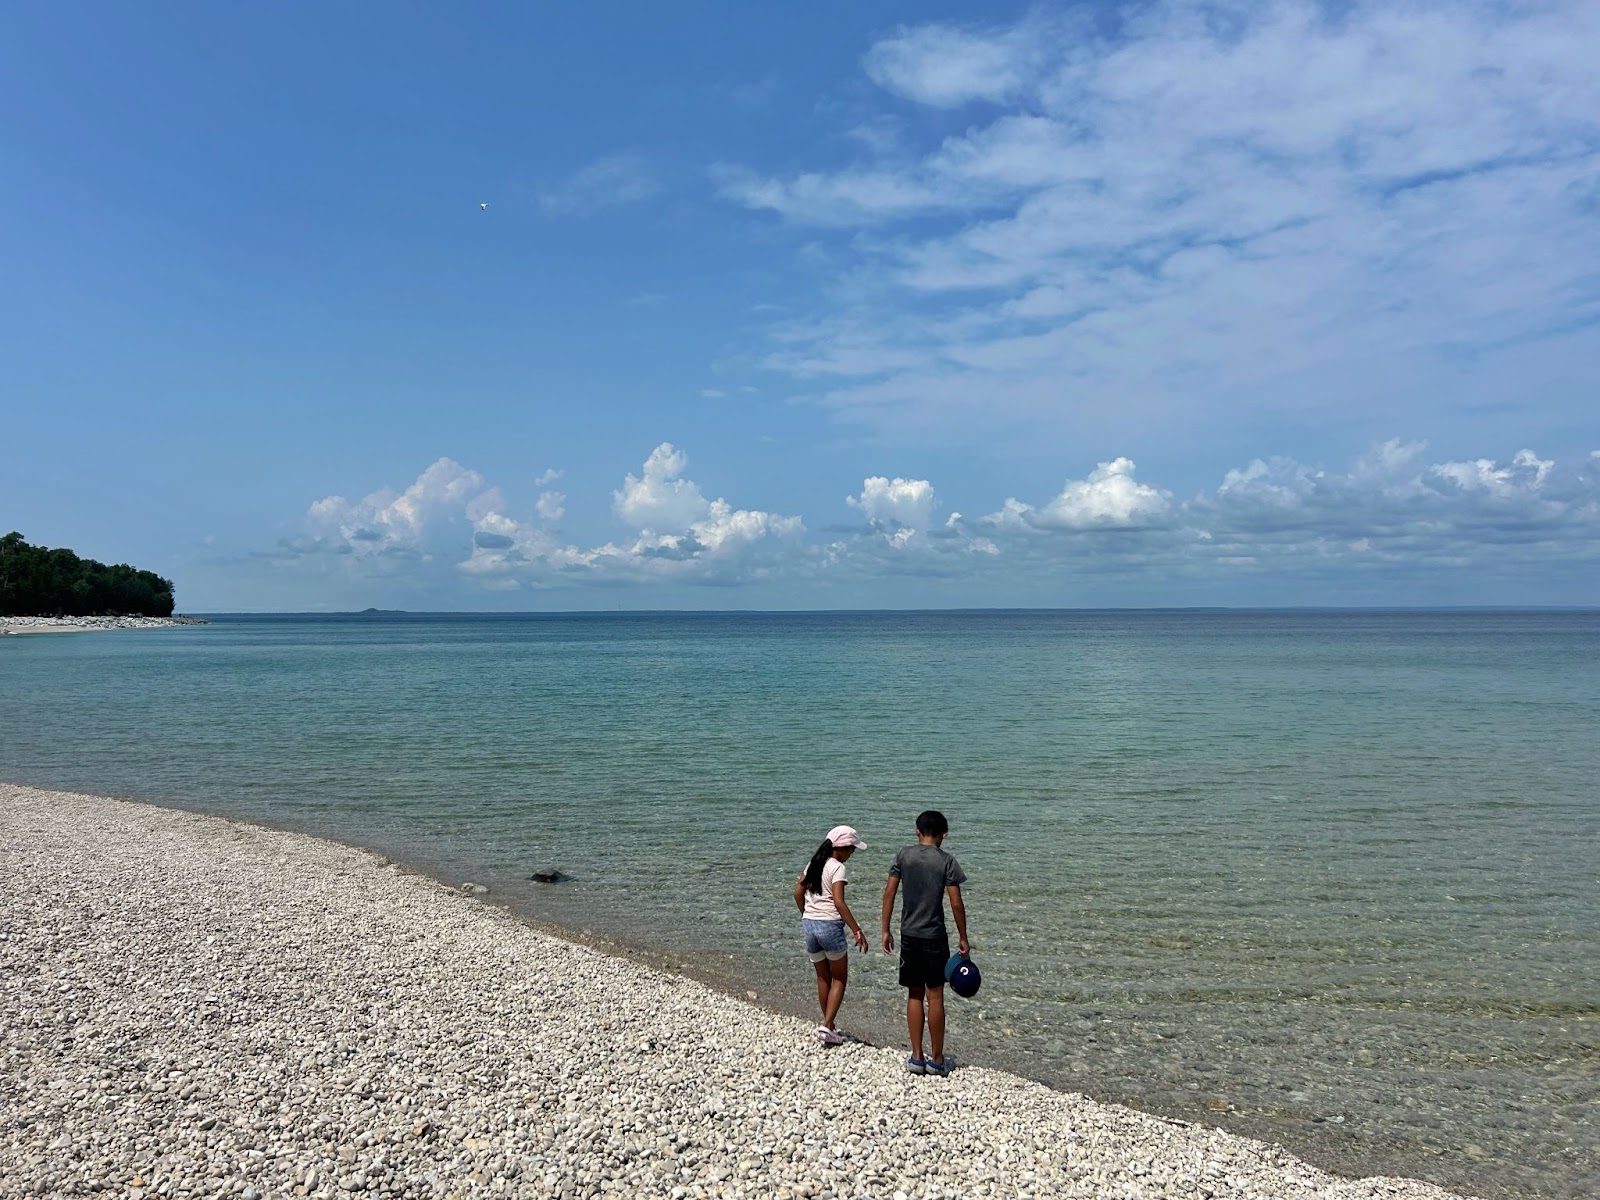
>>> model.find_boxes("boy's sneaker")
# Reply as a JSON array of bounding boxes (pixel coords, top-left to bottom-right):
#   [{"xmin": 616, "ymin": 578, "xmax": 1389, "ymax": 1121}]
[
  {"xmin": 816, "ymin": 1025, "xmax": 845, "ymax": 1046},
  {"xmin": 925, "ymin": 1059, "xmax": 949, "ymax": 1077},
  {"xmin": 905, "ymin": 1056, "xmax": 927, "ymax": 1075}
]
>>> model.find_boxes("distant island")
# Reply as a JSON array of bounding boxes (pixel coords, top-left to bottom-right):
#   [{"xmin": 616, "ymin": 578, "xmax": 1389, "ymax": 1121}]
[
  {"xmin": 353, "ymin": 607, "xmax": 407, "ymax": 615},
  {"xmin": 0, "ymin": 531, "xmax": 175, "ymax": 618}
]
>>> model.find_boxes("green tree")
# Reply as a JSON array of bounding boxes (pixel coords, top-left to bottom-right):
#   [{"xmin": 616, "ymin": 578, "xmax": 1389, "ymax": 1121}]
[{"xmin": 0, "ymin": 532, "xmax": 177, "ymax": 618}]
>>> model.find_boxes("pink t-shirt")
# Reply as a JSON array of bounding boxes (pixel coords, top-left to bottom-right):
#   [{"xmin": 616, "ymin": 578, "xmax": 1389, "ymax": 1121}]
[{"xmin": 801, "ymin": 857, "xmax": 848, "ymax": 921}]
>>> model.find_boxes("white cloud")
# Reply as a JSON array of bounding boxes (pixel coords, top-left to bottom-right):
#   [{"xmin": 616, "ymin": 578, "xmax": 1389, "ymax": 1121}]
[
  {"xmin": 1193, "ymin": 446, "xmax": 1595, "ymax": 564},
  {"xmin": 840, "ymin": 475, "xmax": 947, "ymax": 556},
  {"xmin": 282, "ymin": 441, "xmax": 1600, "ymax": 602},
  {"xmin": 848, "ymin": 476, "xmax": 937, "ymax": 532},
  {"xmin": 303, "ymin": 458, "xmax": 495, "ymax": 559},
  {"xmin": 1430, "ymin": 449, "xmax": 1554, "ymax": 497},
  {"xmin": 535, "ymin": 490, "xmax": 566, "ymax": 524},
  {"xmin": 953, "ymin": 443, "xmax": 1600, "ymax": 597},
  {"xmin": 712, "ymin": 163, "xmax": 954, "ymax": 227},
  {"xmin": 613, "ymin": 443, "xmax": 711, "ymax": 532},
  {"xmin": 599, "ymin": 445, "xmax": 804, "ymax": 579},
  {"xmin": 456, "ymin": 444, "xmax": 806, "ymax": 589},
  {"xmin": 718, "ymin": 1, "xmax": 1600, "ymax": 446},
  {"xmin": 687, "ymin": 499, "xmax": 803, "ymax": 556},
  {"xmin": 991, "ymin": 458, "xmax": 1171, "ymax": 531},
  {"xmin": 864, "ymin": 21, "xmax": 1048, "ymax": 108}
]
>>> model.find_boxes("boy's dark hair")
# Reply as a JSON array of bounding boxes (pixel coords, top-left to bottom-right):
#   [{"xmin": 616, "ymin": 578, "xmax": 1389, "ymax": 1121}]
[{"xmin": 916, "ymin": 809, "xmax": 948, "ymax": 837}]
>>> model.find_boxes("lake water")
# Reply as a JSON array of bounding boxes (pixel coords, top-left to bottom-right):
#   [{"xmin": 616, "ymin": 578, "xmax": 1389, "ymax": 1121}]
[{"xmin": 2, "ymin": 611, "xmax": 1595, "ymax": 1198}]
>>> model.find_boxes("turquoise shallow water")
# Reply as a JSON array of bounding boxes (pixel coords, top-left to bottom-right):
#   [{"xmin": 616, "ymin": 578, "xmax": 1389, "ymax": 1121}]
[{"xmin": 2, "ymin": 611, "xmax": 1596, "ymax": 1198}]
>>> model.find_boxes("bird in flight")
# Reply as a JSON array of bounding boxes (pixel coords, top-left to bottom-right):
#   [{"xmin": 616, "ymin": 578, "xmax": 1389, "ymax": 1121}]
[{"xmin": 480, "ymin": 203, "xmax": 489, "ymax": 211}]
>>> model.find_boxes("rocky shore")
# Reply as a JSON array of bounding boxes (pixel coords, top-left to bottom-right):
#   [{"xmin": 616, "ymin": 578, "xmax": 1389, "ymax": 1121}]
[
  {"xmin": 0, "ymin": 784, "xmax": 1473, "ymax": 1200},
  {"xmin": 0, "ymin": 615, "xmax": 208, "ymax": 635}
]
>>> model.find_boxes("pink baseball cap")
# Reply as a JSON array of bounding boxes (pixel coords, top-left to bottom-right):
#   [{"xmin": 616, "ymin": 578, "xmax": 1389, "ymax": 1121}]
[{"xmin": 826, "ymin": 825, "xmax": 867, "ymax": 849}]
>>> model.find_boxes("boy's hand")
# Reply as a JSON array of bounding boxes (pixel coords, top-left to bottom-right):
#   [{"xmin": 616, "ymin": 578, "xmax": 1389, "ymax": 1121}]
[
  {"xmin": 958, "ymin": 936, "xmax": 970, "ymax": 957},
  {"xmin": 881, "ymin": 931, "xmax": 895, "ymax": 955}
]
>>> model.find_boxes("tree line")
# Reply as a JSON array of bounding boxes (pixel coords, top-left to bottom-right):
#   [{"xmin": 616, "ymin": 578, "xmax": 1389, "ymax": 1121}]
[{"xmin": 0, "ymin": 532, "xmax": 176, "ymax": 617}]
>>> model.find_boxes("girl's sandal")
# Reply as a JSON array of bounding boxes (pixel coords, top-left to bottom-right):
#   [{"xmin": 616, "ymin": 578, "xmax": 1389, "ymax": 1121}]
[{"xmin": 905, "ymin": 1056, "xmax": 927, "ymax": 1075}]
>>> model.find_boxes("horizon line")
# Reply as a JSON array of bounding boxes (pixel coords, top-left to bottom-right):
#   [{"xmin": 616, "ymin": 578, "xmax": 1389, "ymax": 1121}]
[{"xmin": 189, "ymin": 604, "xmax": 1600, "ymax": 616}]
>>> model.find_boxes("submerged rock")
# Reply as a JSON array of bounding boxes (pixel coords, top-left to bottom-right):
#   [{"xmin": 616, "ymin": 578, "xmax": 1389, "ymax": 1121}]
[{"xmin": 528, "ymin": 869, "xmax": 572, "ymax": 884}]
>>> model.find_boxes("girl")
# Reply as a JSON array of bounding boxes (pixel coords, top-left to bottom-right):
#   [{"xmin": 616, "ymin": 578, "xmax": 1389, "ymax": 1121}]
[{"xmin": 793, "ymin": 824, "xmax": 870, "ymax": 1044}]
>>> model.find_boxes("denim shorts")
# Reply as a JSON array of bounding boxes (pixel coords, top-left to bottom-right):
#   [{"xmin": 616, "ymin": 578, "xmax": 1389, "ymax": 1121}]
[{"xmin": 802, "ymin": 918, "xmax": 848, "ymax": 962}]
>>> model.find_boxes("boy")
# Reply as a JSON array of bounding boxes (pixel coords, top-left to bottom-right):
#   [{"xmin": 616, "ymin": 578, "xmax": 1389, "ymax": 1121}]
[{"xmin": 880, "ymin": 809, "xmax": 969, "ymax": 1076}]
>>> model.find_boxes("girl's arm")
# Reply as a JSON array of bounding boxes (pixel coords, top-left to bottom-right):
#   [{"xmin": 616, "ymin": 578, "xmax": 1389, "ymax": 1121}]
[
  {"xmin": 793, "ymin": 875, "xmax": 807, "ymax": 913},
  {"xmin": 831, "ymin": 880, "xmax": 870, "ymax": 951}
]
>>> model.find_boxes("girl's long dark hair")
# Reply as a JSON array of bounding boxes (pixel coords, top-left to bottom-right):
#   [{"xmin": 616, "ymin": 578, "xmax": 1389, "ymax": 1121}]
[{"xmin": 803, "ymin": 838, "xmax": 835, "ymax": 895}]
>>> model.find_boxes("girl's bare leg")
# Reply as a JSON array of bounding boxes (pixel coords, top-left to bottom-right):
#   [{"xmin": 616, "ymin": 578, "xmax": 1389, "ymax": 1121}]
[
  {"xmin": 812, "ymin": 959, "xmax": 833, "ymax": 1019},
  {"xmin": 822, "ymin": 956, "xmax": 848, "ymax": 1029}
]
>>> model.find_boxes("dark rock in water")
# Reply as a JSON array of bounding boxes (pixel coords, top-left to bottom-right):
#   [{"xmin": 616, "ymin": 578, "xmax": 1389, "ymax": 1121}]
[{"xmin": 528, "ymin": 869, "xmax": 572, "ymax": 884}]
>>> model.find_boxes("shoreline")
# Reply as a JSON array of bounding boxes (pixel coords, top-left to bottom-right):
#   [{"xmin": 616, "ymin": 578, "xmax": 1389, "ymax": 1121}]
[
  {"xmin": 0, "ymin": 782, "xmax": 1473, "ymax": 1200},
  {"xmin": 0, "ymin": 616, "xmax": 208, "ymax": 635}
]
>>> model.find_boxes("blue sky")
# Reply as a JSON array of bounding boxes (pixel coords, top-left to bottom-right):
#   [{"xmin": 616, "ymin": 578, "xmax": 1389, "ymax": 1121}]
[{"xmin": 3, "ymin": 1, "xmax": 1597, "ymax": 610}]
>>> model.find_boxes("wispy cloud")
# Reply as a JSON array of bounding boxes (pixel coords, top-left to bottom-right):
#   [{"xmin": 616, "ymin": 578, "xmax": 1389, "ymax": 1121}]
[
  {"xmin": 717, "ymin": 1, "xmax": 1600, "ymax": 444},
  {"xmin": 863, "ymin": 19, "xmax": 1050, "ymax": 108},
  {"xmin": 540, "ymin": 153, "xmax": 659, "ymax": 217}
]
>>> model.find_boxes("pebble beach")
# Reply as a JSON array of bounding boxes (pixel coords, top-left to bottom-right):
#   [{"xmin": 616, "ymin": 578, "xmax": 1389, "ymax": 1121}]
[
  {"xmin": 0, "ymin": 618, "xmax": 206, "ymax": 636},
  {"xmin": 0, "ymin": 784, "xmax": 1476, "ymax": 1200}
]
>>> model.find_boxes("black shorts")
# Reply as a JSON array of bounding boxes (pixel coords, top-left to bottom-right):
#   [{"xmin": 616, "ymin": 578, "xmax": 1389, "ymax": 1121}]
[{"xmin": 898, "ymin": 933, "xmax": 950, "ymax": 990}]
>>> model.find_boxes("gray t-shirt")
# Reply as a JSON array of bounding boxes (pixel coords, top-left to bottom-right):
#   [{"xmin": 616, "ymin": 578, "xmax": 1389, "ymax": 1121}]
[{"xmin": 890, "ymin": 843, "xmax": 967, "ymax": 940}]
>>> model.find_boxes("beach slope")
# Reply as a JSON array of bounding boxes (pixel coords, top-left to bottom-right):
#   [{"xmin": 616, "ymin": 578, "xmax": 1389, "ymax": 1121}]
[{"xmin": 0, "ymin": 784, "xmax": 1471, "ymax": 1200}]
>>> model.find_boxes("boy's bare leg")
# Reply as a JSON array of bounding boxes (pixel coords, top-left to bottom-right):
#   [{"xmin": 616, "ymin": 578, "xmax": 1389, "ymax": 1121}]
[
  {"xmin": 906, "ymin": 983, "xmax": 926, "ymax": 1060},
  {"xmin": 822, "ymin": 957, "xmax": 848, "ymax": 1029},
  {"xmin": 927, "ymin": 984, "xmax": 947, "ymax": 1064}
]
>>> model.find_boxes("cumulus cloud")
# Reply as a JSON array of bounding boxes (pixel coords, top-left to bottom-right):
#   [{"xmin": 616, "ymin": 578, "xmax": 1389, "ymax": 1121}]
[
  {"xmin": 989, "ymin": 458, "xmax": 1171, "ymax": 531},
  {"xmin": 613, "ymin": 443, "xmax": 711, "ymax": 532},
  {"xmin": 535, "ymin": 491, "xmax": 566, "ymax": 524},
  {"xmin": 719, "ymin": 1, "xmax": 1600, "ymax": 445},
  {"xmin": 948, "ymin": 441, "xmax": 1598, "ymax": 589},
  {"xmin": 453, "ymin": 444, "xmax": 805, "ymax": 589},
  {"xmin": 280, "ymin": 441, "xmax": 1599, "ymax": 602},
  {"xmin": 1186, "ymin": 444, "xmax": 1600, "ymax": 581},
  {"xmin": 597, "ymin": 444, "xmax": 805, "ymax": 579},
  {"xmin": 848, "ymin": 476, "xmax": 937, "ymax": 533},
  {"xmin": 1431, "ymin": 449, "xmax": 1554, "ymax": 497},
  {"xmin": 830, "ymin": 475, "xmax": 1001, "ymax": 569},
  {"xmin": 299, "ymin": 458, "xmax": 495, "ymax": 560}
]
